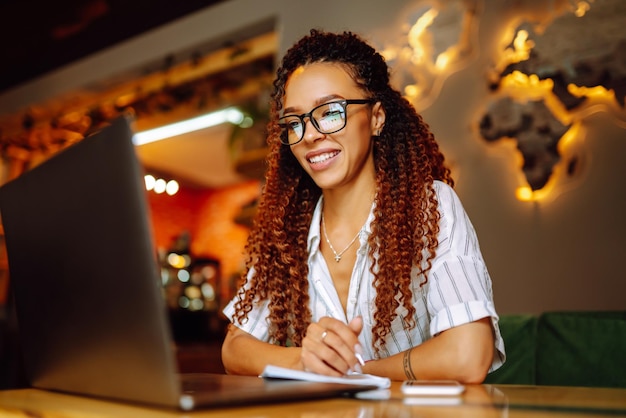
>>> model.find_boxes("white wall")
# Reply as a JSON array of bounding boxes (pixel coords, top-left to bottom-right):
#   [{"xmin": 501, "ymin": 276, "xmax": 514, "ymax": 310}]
[{"xmin": 1, "ymin": 0, "xmax": 624, "ymax": 314}]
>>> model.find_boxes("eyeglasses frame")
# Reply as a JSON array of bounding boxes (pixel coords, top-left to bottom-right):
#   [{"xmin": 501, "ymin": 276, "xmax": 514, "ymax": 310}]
[{"xmin": 278, "ymin": 98, "xmax": 375, "ymax": 145}]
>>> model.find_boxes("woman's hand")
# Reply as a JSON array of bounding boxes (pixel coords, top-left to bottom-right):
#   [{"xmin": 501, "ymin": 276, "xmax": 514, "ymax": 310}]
[{"xmin": 300, "ymin": 316, "xmax": 365, "ymax": 376}]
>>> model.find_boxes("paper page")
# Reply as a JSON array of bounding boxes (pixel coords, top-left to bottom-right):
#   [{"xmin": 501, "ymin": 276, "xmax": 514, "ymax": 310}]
[{"xmin": 260, "ymin": 364, "xmax": 391, "ymax": 389}]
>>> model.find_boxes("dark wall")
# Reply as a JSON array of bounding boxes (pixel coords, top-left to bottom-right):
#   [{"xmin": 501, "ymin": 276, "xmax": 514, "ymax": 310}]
[{"xmin": 0, "ymin": 0, "xmax": 227, "ymax": 93}]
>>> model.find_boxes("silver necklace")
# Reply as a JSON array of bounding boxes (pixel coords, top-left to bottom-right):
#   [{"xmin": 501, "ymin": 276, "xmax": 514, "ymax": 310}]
[{"xmin": 321, "ymin": 213, "xmax": 363, "ymax": 262}]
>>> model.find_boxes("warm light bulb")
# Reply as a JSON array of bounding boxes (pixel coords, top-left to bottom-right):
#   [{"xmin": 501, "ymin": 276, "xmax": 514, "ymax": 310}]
[
  {"xmin": 165, "ymin": 180, "xmax": 179, "ymax": 195},
  {"xmin": 167, "ymin": 253, "xmax": 186, "ymax": 269},
  {"xmin": 144, "ymin": 174, "xmax": 156, "ymax": 191},
  {"xmin": 154, "ymin": 178, "xmax": 166, "ymax": 194}
]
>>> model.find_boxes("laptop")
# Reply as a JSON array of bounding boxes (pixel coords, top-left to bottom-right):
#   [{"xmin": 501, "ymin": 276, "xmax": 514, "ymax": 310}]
[{"xmin": 0, "ymin": 116, "xmax": 376, "ymax": 410}]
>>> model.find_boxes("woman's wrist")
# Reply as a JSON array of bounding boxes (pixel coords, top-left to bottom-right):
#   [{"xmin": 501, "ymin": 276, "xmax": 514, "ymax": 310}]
[{"xmin": 361, "ymin": 359, "xmax": 375, "ymax": 374}]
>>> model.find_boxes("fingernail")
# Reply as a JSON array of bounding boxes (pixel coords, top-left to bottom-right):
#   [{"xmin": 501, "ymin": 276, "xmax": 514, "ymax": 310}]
[
  {"xmin": 354, "ymin": 344, "xmax": 366, "ymax": 366},
  {"xmin": 355, "ymin": 352, "xmax": 366, "ymax": 367}
]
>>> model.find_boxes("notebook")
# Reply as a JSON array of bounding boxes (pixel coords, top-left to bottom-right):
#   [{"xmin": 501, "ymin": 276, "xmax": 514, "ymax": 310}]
[{"xmin": 0, "ymin": 116, "xmax": 377, "ymax": 410}]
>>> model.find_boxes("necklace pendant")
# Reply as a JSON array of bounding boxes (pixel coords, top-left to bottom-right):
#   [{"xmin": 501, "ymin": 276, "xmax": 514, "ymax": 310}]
[{"xmin": 321, "ymin": 212, "xmax": 363, "ymax": 265}]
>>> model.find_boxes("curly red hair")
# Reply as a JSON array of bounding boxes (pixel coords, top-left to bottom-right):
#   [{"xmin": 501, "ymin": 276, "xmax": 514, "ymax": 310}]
[{"xmin": 232, "ymin": 29, "xmax": 453, "ymax": 355}]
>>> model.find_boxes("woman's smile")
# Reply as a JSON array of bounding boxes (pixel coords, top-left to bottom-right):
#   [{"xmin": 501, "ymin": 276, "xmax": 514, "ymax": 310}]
[{"xmin": 307, "ymin": 149, "xmax": 341, "ymax": 166}]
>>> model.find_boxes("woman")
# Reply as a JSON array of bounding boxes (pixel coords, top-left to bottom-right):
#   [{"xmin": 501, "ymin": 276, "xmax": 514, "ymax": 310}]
[{"xmin": 222, "ymin": 29, "xmax": 505, "ymax": 382}]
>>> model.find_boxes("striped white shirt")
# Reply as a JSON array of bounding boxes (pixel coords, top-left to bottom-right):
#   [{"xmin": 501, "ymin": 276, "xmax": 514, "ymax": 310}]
[{"xmin": 223, "ymin": 181, "xmax": 506, "ymax": 372}]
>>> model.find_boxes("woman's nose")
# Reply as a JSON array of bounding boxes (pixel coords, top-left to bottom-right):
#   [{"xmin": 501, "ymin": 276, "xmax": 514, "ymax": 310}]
[{"xmin": 302, "ymin": 118, "xmax": 324, "ymax": 142}]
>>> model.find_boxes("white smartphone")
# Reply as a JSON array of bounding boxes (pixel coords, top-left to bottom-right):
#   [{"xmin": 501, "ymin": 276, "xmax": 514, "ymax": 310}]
[{"xmin": 401, "ymin": 380, "xmax": 466, "ymax": 396}]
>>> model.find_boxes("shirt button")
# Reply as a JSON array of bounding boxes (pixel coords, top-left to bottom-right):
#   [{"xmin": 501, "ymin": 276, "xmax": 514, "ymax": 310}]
[{"xmin": 350, "ymin": 298, "xmax": 357, "ymax": 305}]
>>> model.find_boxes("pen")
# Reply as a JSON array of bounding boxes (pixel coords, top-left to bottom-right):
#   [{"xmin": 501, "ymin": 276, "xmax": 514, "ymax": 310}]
[
  {"xmin": 355, "ymin": 352, "xmax": 366, "ymax": 367},
  {"xmin": 314, "ymin": 279, "xmax": 366, "ymax": 366},
  {"xmin": 314, "ymin": 279, "xmax": 342, "ymax": 319}
]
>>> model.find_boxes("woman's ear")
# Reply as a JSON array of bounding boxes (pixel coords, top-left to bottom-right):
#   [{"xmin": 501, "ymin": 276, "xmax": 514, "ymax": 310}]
[{"xmin": 371, "ymin": 101, "xmax": 386, "ymax": 135}]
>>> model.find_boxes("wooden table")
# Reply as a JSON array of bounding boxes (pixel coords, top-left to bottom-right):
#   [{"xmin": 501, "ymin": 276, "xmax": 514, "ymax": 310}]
[{"xmin": 0, "ymin": 383, "xmax": 625, "ymax": 417}]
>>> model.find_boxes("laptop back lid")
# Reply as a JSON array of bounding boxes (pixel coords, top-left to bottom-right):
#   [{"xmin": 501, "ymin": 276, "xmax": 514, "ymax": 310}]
[
  {"xmin": 0, "ymin": 116, "xmax": 183, "ymax": 407},
  {"xmin": 1, "ymin": 116, "xmax": 380, "ymax": 410}
]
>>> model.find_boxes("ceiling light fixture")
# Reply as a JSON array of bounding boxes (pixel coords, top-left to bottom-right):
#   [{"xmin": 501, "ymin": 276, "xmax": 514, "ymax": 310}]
[{"xmin": 132, "ymin": 107, "xmax": 245, "ymax": 145}]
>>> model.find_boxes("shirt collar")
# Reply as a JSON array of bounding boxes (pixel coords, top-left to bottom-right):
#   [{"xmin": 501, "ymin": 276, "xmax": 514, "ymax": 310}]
[{"xmin": 307, "ymin": 196, "xmax": 324, "ymax": 257}]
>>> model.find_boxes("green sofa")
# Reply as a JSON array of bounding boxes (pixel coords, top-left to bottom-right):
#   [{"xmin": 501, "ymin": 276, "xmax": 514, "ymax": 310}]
[{"xmin": 484, "ymin": 311, "xmax": 626, "ymax": 388}]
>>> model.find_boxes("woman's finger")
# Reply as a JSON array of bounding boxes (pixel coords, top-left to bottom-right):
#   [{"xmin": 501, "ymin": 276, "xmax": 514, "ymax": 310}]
[
  {"xmin": 302, "ymin": 318, "xmax": 363, "ymax": 375},
  {"xmin": 301, "ymin": 332, "xmax": 347, "ymax": 376}
]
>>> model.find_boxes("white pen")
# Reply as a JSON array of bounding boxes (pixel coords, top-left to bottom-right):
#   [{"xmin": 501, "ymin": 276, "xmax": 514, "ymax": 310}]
[
  {"xmin": 314, "ymin": 279, "xmax": 366, "ymax": 367},
  {"xmin": 355, "ymin": 352, "xmax": 366, "ymax": 367},
  {"xmin": 314, "ymin": 278, "xmax": 342, "ymax": 319}
]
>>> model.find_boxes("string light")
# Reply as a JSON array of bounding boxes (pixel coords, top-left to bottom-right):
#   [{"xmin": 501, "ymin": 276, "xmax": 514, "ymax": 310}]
[
  {"xmin": 165, "ymin": 180, "xmax": 179, "ymax": 195},
  {"xmin": 144, "ymin": 174, "xmax": 179, "ymax": 196},
  {"xmin": 154, "ymin": 178, "xmax": 166, "ymax": 194}
]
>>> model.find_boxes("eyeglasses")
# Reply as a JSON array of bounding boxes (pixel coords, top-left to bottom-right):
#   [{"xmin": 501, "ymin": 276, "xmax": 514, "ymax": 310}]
[{"xmin": 278, "ymin": 99, "xmax": 375, "ymax": 145}]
